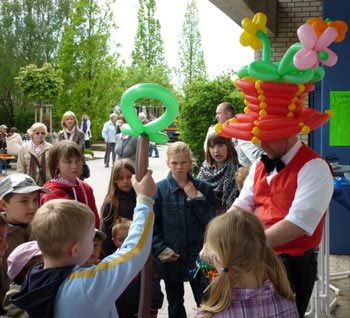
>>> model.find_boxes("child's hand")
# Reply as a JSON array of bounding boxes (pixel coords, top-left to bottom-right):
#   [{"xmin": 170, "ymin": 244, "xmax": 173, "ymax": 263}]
[
  {"xmin": 158, "ymin": 247, "xmax": 180, "ymax": 263},
  {"xmin": 199, "ymin": 243, "xmax": 214, "ymax": 265},
  {"xmin": 132, "ymin": 170, "xmax": 156, "ymax": 198},
  {"xmin": 183, "ymin": 181, "xmax": 198, "ymax": 199}
]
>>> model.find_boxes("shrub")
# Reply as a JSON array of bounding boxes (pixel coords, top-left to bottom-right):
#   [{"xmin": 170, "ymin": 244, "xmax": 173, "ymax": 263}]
[{"xmin": 178, "ymin": 74, "xmax": 244, "ymax": 165}]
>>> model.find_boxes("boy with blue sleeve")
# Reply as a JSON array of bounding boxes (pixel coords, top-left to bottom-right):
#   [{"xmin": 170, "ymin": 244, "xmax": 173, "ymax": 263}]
[{"xmin": 11, "ymin": 170, "xmax": 156, "ymax": 318}]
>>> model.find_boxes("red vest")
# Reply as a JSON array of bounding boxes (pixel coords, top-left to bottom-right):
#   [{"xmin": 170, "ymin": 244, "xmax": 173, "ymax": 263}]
[{"xmin": 254, "ymin": 144, "xmax": 326, "ymax": 256}]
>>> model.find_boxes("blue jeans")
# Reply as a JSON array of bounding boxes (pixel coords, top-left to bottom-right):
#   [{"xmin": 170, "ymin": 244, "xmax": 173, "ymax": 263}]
[{"xmin": 148, "ymin": 143, "xmax": 159, "ymax": 157}]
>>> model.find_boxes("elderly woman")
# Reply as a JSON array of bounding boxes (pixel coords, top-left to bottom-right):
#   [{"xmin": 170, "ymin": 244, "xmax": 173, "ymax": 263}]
[{"xmin": 17, "ymin": 123, "xmax": 52, "ymax": 186}]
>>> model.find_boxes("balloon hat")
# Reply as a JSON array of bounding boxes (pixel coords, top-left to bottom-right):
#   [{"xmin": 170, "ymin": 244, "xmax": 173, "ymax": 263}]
[{"xmin": 216, "ymin": 13, "xmax": 348, "ymax": 143}]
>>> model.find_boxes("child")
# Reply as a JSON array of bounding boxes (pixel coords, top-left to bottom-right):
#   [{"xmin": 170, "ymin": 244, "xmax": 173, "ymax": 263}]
[
  {"xmin": 111, "ymin": 217, "xmax": 132, "ymax": 249},
  {"xmin": 84, "ymin": 229, "xmax": 106, "ymax": 266},
  {"xmin": 234, "ymin": 165, "xmax": 250, "ymax": 192},
  {"xmin": 0, "ymin": 214, "xmax": 8, "ymax": 264},
  {"xmin": 4, "ymin": 241, "xmax": 43, "ymax": 317},
  {"xmin": 111, "ymin": 217, "xmax": 140, "ymax": 318},
  {"xmin": 152, "ymin": 141, "xmax": 216, "ymax": 318},
  {"xmin": 101, "ymin": 159, "xmax": 136, "ymax": 256},
  {"xmin": 11, "ymin": 170, "xmax": 156, "ymax": 318},
  {"xmin": 40, "ymin": 140, "xmax": 100, "ymax": 228},
  {"xmin": 197, "ymin": 209, "xmax": 298, "ymax": 318},
  {"xmin": 0, "ymin": 174, "xmax": 48, "ymax": 314}
]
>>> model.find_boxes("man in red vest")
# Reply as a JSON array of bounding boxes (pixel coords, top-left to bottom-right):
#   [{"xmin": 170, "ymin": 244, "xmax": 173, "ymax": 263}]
[{"xmin": 233, "ymin": 133, "xmax": 333, "ymax": 317}]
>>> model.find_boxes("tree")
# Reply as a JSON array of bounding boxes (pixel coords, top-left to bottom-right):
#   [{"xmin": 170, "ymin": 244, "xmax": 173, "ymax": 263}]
[
  {"xmin": 0, "ymin": 0, "xmax": 74, "ymax": 128},
  {"xmin": 57, "ymin": 0, "xmax": 124, "ymax": 138},
  {"xmin": 177, "ymin": 0, "xmax": 207, "ymax": 88},
  {"xmin": 178, "ymin": 75, "xmax": 244, "ymax": 166},
  {"xmin": 131, "ymin": 0, "xmax": 170, "ymax": 88}
]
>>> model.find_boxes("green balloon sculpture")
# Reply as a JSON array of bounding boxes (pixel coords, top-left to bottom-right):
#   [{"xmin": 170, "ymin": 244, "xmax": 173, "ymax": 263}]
[{"xmin": 120, "ymin": 83, "xmax": 179, "ymax": 144}]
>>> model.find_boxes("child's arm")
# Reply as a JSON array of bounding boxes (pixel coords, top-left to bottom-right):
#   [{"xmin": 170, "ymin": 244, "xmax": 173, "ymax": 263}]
[{"xmin": 67, "ymin": 171, "xmax": 156, "ymax": 309}]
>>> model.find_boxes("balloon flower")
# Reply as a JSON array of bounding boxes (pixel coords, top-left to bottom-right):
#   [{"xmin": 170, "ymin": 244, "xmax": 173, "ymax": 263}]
[{"xmin": 219, "ymin": 13, "xmax": 347, "ymax": 143}]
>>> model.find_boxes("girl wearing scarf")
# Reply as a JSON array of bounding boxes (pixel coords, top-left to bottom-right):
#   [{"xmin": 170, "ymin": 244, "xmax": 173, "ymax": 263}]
[{"xmin": 198, "ymin": 133, "xmax": 240, "ymax": 215}]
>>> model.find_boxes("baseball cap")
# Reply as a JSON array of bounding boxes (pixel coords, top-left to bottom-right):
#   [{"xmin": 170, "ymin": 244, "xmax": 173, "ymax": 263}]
[
  {"xmin": 95, "ymin": 229, "xmax": 107, "ymax": 241},
  {"xmin": 7, "ymin": 241, "xmax": 42, "ymax": 281},
  {"xmin": 0, "ymin": 174, "xmax": 50, "ymax": 199}
]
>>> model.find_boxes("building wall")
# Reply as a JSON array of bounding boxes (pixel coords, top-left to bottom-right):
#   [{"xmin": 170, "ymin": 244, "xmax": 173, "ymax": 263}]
[{"xmin": 255, "ymin": 0, "xmax": 323, "ymax": 143}]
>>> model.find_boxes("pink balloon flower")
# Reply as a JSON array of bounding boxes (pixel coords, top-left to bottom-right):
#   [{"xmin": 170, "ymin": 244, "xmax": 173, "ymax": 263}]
[{"xmin": 294, "ymin": 23, "xmax": 338, "ymax": 69}]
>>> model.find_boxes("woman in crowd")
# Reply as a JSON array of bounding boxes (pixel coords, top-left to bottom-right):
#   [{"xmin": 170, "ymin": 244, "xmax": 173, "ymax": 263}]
[
  {"xmin": 115, "ymin": 116, "xmax": 138, "ymax": 165},
  {"xmin": 198, "ymin": 134, "xmax": 239, "ymax": 215},
  {"xmin": 17, "ymin": 123, "xmax": 52, "ymax": 186},
  {"xmin": 6, "ymin": 127, "xmax": 22, "ymax": 157},
  {"xmin": 80, "ymin": 114, "xmax": 92, "ymax": 149}
]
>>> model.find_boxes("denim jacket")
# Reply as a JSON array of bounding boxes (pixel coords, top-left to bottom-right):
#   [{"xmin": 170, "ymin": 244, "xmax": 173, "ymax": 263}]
[{"xmin": 152, "ymin": 172, "xmax": 216, "ymax": 281}]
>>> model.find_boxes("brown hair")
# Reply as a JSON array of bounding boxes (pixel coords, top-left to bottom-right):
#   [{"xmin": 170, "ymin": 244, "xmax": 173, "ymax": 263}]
[
  {"xmin": 103, "ymin": 159, "xmax": 135, "ymax": 223},
  {"xmin": 31, "ymin": 199, "xmax": 95, "ymax": 258},
  {"xmin": 199, "ymin": 209, "xmax": 294, "ymax": 317},
  {"xmin": 217, "ymin": 102, "xmax": 235, "ymax": 117},
  {"xmin": 48, "ymin": 140, "xmax": 84, "ymax": 178},
  {"xmin": 205, "ymin": 134, "xmax": 237, "ymax": 166}
]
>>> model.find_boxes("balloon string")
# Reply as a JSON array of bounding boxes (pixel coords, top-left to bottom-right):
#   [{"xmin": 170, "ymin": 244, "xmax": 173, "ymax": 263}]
[
  {"xmin": 257, "ymin": 31, "xmax": 271, "ymax": 63},
  {"xmin": 278, "ymin": 43, "xmax": 303, "ymax": 75}
]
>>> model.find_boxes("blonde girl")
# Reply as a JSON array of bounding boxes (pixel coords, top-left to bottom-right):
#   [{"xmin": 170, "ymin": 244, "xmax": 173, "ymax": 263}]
[
  {"xmin": 100, "ymin": 159, "xmax": 136, "ymax": 256},
  {"xmin": 58, "ymin": 111, "xmax": 85, "ymax": 153},
  {"xmin": 197, "ymin": 209, "xmax": 298, "ymax": 318}
]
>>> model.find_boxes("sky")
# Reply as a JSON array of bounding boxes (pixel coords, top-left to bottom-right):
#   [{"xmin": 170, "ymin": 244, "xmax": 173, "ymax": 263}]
[{"xmin": 110, "ymin": 0, "xmax": 254, "ymax": 79}]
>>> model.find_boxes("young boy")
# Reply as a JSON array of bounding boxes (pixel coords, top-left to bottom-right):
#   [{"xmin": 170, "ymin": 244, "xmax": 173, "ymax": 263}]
[
  {"xmin": 112, "ymin": 217, "xmax": 132, "ymax": 249},
  {"xmin": 84, "ymin": 229, "xmax": 107, "ymax": 266},
  {"xmin": 11, "ymin": 170, "xmax": 156, "ymax": 318},
  {"xmin": 0, "ymin": 173, "xmax": 48, "ymax": 313}
]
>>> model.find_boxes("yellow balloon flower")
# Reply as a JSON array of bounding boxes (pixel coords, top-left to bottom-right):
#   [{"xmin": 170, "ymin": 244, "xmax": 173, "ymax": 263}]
[{"xmin": 240, "ymin": 12, "xmax": 268, "ymax": 50}]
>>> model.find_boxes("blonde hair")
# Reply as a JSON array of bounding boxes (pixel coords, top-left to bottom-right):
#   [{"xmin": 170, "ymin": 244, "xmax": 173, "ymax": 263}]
[
  {"xmin": 31, "ymin": 199, "xmax": 95, "ymax": 258},
  {"xmin": 103, "ymin": 159, "xmax": 135, "ymax": 223},
  {"xmin": 27, "ymin": 122, "xmax": 48, "ymax": 138},
  {"xmin": 166, "ymin": 141, "xmax": 195, "ymax": 163},
  {"xmin": 61, "ymin": 111, "xmax": 78, "ymax": 129},
  {"xmin": 199, "ymin": 208, "xmax": 294, "ymax": 317},
  {"xmin": 235, "ymin": 166, "xmax": 250, "ymax": 192}
]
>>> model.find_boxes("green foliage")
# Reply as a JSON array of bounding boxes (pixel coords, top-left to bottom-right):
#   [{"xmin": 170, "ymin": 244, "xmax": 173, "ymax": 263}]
[
  {"xmin": 178, "ymin": 74, "xmax": 244, "ymax": 164},
  {"xmin": 56, "ymin": 0, "xmax": 124, "ymax": 140},
  {"xmin": 177, "ymin": 0, "xmax": 207, "ymax": 88},
  {"xmin": 0, "ymin": 0, "xmax": 74, "ymax": 127},
  {"xmin": 84, "ymin": 148, "xmax": 94, "ymax": 158},
  {"xmin": 130, "ymin": 0, "xmax": 170, "ymax": 94},
  {"xmin": 15, "ymin": 63, "xmax": 64, "ymax": 104}
]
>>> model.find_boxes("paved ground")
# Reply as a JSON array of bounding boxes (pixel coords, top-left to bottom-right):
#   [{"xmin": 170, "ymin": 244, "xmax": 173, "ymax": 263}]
[{"xmin": 2, "ymin": 144, "xmax": 349, "ymax": 317}]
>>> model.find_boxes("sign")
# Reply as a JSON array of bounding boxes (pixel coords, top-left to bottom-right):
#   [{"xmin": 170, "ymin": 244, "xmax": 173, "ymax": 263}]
[{"xmin": 330, "ymin": 91, "xmax": 350, "ymax": 146}]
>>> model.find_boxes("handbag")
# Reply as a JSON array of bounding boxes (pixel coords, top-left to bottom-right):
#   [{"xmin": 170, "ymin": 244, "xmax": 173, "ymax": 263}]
[{"xmin": 81, "ymin": 162, "xmax": 90, "ymax": 179}]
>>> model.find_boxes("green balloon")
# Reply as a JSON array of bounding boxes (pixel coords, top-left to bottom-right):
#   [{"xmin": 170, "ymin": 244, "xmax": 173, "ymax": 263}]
[
  {"xmin": 282, "ymin": 69, "xmax": 313, "ymax": 83},
  {"xmin": 120, "ymin": 83, "xmax": 179, "ymax": 144},
  {"xmin": 237, "ymin": 65, "xmax": 249, "ymax": 79},
  {"xmin": 248, "ymin": 61, "xmax": 280, "ymax": 81},
  {"xmin": 148, "ymin": 132, "xmax": 169, "ymax": 144},
  {"xmin": 311, "ymin": 67, "xmax": 325, "ymax": 82}
]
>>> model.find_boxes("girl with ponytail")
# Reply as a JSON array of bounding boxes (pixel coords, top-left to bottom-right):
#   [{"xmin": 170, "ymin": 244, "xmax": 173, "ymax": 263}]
[{"xmin": 197, "ymin": 208, "xmax": 298, "ymax": 318}]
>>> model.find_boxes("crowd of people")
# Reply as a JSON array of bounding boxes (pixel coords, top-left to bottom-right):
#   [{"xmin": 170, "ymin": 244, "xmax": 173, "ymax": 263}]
[{"xmin": 0, "ymin": 100, "xmax": 333, "ymax": 318}]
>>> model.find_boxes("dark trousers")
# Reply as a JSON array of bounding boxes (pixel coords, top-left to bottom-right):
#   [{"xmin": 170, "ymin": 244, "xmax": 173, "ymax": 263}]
[
  {"xmin": 104, "ymin": 142, "xmax": 116, "ymax": 166},
  {"xmin": 164, "ymin": 279, "xmax": 203, "ymax": 318},
  {"xmin": 148, "ymin": 143, "xmax": 159, "ymax": 157},
  {"xmin": 280, "ymin": 251, "xmax": 318, "ymax": 318}
]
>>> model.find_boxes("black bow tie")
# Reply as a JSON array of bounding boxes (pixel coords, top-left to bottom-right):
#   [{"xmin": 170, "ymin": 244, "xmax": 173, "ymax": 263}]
[{"xmin": 261, "ymin": 155, "xmax": 285, "ymax": 173}]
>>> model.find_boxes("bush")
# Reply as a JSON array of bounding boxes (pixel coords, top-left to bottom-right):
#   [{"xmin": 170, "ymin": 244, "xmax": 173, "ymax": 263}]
[{"xmin": 178, "ymin": 75, "xmax": 244, "ymax": 165}]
